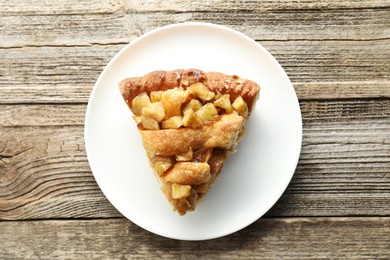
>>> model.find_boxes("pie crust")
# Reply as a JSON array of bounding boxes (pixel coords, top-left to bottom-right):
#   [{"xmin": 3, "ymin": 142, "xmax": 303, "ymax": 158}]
[{"xmin": 119, "ymin": 69, "xmax": 260, "ymax": 215}]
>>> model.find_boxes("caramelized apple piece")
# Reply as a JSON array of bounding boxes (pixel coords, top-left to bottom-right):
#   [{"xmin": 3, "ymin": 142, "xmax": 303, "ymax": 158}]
[
  {"xmin": 152, "ymin": 156, "xmax": 175, "ymax": 176},
  {"xmin": 188, "ymin": 83, "xmax": 215, "ymax": 102},
  {"xmin": 141, "ymin": 115, "xmax": 159, "ymax": 130},
  {"xmin": 214, "ymin": 90, "xmax": 223, "ymax": 100},
  {"xmin": 132, "ymin": 115, "xmax": 142, "ymax": 124},
  {"xmin": 196, "ymin": 103, "xmax": 218, "ymax": 124},
  {"xmin": 214, "ymin": 94, "xmax": 233, "ymax": 113},
  {"xmin": 183, "ymin": 99, "xmax": 203, "ymax": 113},
  {"xmin": 150, "ymin": 90, "xmax": 164, "ymax": 102},
  {"xmin": 162, "ymin": 116, "xmax": 183, "ymax": 129},
  {"xmin": 182, "ymin": 109, "xmax": 203, "ymax": 128},
  {"xmin": 131, "ymin": 92, "xmax": 151, "ymax": 115},
  {"xmin": 172, "ymin": 183, "xmax": 192, "ymax": 199},
  {"xmin": 176, "ymin": 148, "xmax": 193, "ymax": 162},
  {"xmin": 232, "ymin": 96, "xmax": 248, "ymax": 117},
  {"xmin": 141, "ymin": 102, "xmax": 165, "ymax": 122},
  {"xmin": 161, "ymin": 88, "xmax": 187, "ymax": 117}
]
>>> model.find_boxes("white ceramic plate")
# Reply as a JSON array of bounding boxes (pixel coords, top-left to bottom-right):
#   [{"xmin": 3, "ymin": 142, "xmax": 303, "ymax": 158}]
[{"xmin": 85, "ymin": 22, "xmax": 302, "ymax": 240}]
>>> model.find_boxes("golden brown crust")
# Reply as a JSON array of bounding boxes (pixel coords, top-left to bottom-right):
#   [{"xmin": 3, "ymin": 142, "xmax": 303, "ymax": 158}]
[
  {"xmin": 119, "ymin": 69, "xmax": 260, "ymax": 215},
  {"xmin": 160, "ymin": 148, "xmax": 228, "ymax": 215},
  {"xmin": 163, "ymin": 162, "xmax": 211, "ymax": 185},
  {"xmin": 140, "ymin": 114, "xmax": 244, "ymax": 157},
  {"xmin": 119, "ymin": 69, "xmax": 260, "ymax": 114}
]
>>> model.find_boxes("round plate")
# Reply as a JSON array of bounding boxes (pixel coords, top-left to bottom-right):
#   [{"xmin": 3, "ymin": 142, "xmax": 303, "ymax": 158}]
[{"xmin": 85, "ymin": 22, "xmax": 302, "ymax": 240}]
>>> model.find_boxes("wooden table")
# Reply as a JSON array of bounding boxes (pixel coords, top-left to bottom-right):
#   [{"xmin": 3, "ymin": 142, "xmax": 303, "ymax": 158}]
[{"xmin": 1, "ymin": 0, "xmax": 389, "ymax": 258}]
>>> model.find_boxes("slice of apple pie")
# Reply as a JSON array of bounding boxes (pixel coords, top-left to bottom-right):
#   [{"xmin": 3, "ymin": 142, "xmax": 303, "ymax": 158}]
[{"xmin": 119, "ymin": 69, "xmax": 260, "ymax": 215}]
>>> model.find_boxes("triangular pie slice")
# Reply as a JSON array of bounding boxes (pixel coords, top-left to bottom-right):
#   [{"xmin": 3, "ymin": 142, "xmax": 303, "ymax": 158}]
[{"xmin": 119, "ymin": 69, "xmax": 260, "ymax": 215}]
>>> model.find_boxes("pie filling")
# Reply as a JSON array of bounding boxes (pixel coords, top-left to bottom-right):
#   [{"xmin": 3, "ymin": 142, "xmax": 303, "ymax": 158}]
[{"xmin": 130, "ymin": 83, "xmax": 249, "ymax": 215}]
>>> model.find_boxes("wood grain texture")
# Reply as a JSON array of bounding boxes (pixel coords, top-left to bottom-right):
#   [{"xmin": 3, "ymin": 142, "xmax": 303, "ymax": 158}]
[
  {"xmin": 1, "ymin": 0, "xmax": 389, "ymax": 47},
  {"xmin": 3, "ymin": 0, "xmax": 389, "ymax": 15},
  {"xmin": 0, "ymin": 0, "xmax": 388, "ymax": 103},
  {"xmin": 127, "ymin": 0, "xmax": 390, "ymax": 11},
  {"xmin": 0, "ymin": 217, "xmax": 389, "ymax": 259},
  {"xmin": 1, "ymin": 100, "xmax": 388, "ymax": 219},
  {"xmin": 0, "ymin": 40, "xmax": 389, "ymax": 103},
  {"xmin": 0, "ymin": 126, "xmax": 119, "ymax": 219},
  {"xmin": 1, "ymin": 0, "xmax": 389, "ymax": 256},
  {"xmin": 0, "ymin": 105, "xmax": 85, "ymax": 127}
]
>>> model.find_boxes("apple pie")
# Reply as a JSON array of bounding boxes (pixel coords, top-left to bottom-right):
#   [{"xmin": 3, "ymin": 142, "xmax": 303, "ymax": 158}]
[{"xmin": 119, "ymin": 69, "xmax": 260, "ymax": 215}]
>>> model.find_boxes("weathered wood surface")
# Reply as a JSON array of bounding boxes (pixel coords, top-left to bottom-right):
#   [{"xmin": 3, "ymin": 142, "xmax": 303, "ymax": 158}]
[
  {"xmin": 0, "ymin": 217, "xmax": 389, "ymax": 259},
  {"xmin": 0, "ymin": 0, "xmax": 389, "ymax": 103},
  {"xmin": 0, "ymin": 0, "xmax": 389, "ymax": 257},
  {"xmin": 1, "ymin": 40, "xmax": 389, "ymax": 103},
  {"xmin": 1, "ymin": 0, "xmax": 389, "ymax": 46},
  {"xmin": 1, "ymin": 100, "xmax": 388, "ymax": 219}
]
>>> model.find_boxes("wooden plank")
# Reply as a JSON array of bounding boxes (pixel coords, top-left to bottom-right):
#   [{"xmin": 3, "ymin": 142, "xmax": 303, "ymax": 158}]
[
  {"xmin": 0, "ymin": 100, "xmax": 388, "ymax": 219},
  {"xmin": 0, "ymin": 1, "xmax": 389, "ymax": 47},
  {"xmin": 129, "ymin": 10, "xmax": 390, "ymax": 42},
  {"xmin": 261, "ymin": 40, "xmax": 390, "ymax": 83},
  {"xmin": 0, "ymin": 126, "xmax": 120, "ymax": 219},
  {"xmin": 0, "ymin": 45, "xmax": 121, "ymax": 104},
  {"xmin": 0, "ymin": 217, "xmax": 389, "ymax": 258},
  {"xmin": 2, "ymin": 0, "xmax": 388, "ymax": 15},
  {"xmin": 269, "ymin": 99, "xmax": 390, "ymax": 216},
  {"xmin": 0, "ymin": 0, "xmax": 124, "ymax": 15},
  {"xmin": 0, "ymin": 41, "xmax": 389, "ymax": 103},
  {"xmin": 126, "ymin": 0, "xmax": 390, "ymax": 12},
  {"xmin": 0, "ymin": 105, "xmax": 85, "ymax": 127},
  {"xmin": 293, "ymin": 82, "xmax": 390, "ymax": 100}
]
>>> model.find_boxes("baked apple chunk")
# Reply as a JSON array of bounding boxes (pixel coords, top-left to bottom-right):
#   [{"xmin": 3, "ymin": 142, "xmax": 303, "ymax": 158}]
[{"xmin": 119, "ymin": 69, "xmax": 260, "ymax": 215}]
